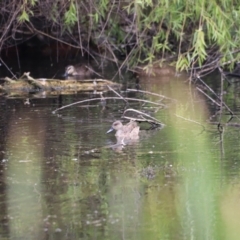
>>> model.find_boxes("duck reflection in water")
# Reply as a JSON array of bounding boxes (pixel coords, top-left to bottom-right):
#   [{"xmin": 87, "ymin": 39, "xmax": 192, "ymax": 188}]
[{"xmin": 107, "ymin": 120, "xmax": 140, "ymax": 147}]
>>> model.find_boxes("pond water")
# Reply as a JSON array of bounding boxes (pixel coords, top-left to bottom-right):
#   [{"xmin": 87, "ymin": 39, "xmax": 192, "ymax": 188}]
[{"xmin": 1, "ymin": 61, "xmax": 240, "ymax": 240}]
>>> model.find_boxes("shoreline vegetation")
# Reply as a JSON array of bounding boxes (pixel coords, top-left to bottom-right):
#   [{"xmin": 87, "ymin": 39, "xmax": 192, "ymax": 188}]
[{"xmin": 1, "ymin": 0, "xmax": 240, "ymax": 79}]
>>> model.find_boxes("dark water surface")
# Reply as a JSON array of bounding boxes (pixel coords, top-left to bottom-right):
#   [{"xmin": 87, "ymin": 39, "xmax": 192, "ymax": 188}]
[{"xmin": 1, "ymin": 67, "xmax": 240, "ymax": 240}]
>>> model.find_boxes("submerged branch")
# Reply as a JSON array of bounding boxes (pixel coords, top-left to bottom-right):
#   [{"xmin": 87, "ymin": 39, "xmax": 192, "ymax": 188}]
[{"xmin": 52, "ymin": 96, "xmax": 166, "ymax": 114}]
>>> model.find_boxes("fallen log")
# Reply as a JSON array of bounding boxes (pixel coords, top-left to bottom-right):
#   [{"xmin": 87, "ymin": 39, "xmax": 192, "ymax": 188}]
[{"xmin": 0, "ymin": 72, "xmax": 121, "ymax": 95}]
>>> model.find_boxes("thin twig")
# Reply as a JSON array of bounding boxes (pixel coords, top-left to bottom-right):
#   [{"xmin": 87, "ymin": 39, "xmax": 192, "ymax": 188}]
[
  {"xmin": 107, "ymin": 85, "xmax": 128, "ymax": 103},
  {"xmin": 197, "ymin": 76, "xmax": 238, "ymax": 120},
  {"xmin": 122, "ymin": 108, "xmax": 164, "ymax": 126},
  {"xmin": 196, "ymin": 87, "xmax": 221, "ymax": 106},
  {"xmin": 127, "ymin": 88, "xmax": 177, "ymax": 102},
  {"xmin": 175, "ymin": 114, "xmax": 205, "ymax": 128},
  {"xmin": 175, "ymin": 114, "xmax": 206, "ymax": 134}
]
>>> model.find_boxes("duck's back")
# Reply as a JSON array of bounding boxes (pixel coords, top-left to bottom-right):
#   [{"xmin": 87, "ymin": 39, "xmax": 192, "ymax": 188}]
[{"xmin": 117, "ymin": 121, "xmax": 139, "ymax": 140}]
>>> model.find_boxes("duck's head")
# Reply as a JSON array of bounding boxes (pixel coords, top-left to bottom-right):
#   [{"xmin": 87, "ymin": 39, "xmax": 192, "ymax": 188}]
[
  {"xmin": 64, "ymin": 65, "xmax": 76, "ymax": 77},
  {"xmin": 107, "ymin": 121, "xmax": 123, "ymax": 133}
]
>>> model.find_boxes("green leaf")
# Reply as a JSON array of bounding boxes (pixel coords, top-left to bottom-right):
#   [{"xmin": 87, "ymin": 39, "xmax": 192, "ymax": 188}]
[
  {"xmin": 64, "ymin": 2, "xmax": 78, "ymax": 27},
  {"xmin": 18, "ymin": 10, "xmax": 29, "ymax": 23}
]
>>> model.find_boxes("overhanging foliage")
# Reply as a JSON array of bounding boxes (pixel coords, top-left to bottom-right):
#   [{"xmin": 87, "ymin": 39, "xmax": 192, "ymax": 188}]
[{"xmin": 1, "ymin": 0, "xmax": 240, "ymax": 77}]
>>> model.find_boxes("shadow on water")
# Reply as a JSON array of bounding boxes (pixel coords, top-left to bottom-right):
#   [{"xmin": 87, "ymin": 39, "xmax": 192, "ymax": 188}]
[{"xmin": 1, "ymin": 63, "xmax": 240, "ymax": 239}]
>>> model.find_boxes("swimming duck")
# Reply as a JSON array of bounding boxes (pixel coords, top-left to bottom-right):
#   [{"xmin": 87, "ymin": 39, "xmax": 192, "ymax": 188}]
[
  {"xmin": 107, "ymin": 120, "xmax": 140, "ymax": 141},
  {"xmin": 64, "ymin": 65, "xmax": 93, "ymax": 77}
]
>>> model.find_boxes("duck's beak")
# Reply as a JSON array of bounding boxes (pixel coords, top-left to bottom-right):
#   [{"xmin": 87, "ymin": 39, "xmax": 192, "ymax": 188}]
[{"xmin": 106, "ymin": 128, "xmax": 113, "ymax": 134}]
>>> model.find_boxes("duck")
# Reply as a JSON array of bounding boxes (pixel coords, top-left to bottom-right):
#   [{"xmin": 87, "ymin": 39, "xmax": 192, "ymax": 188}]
[
  {"xmin": 64, "ymin": 65, "xmax": 93, "ymax": 77},
  {"xmin": 107, "ymin": 120, "xmax": 140, "ymax": 143}
]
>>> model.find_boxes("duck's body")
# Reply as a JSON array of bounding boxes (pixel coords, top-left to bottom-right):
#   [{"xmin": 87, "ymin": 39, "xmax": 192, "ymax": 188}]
[
  {"xmin": 64, "ymin": 65, "xmax": 93, "ymax": 77},
  {"xmin": 107, "ymin": 120, "xmax": 140, "ymax": 142}
]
